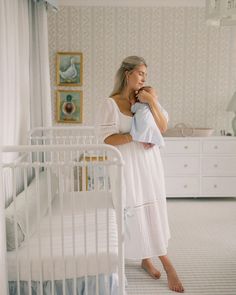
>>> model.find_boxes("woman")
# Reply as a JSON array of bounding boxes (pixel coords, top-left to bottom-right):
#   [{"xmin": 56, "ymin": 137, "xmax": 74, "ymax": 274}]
[{"xmin": 96, "ymin": 56, "xmax": 184, "ymax": 293}]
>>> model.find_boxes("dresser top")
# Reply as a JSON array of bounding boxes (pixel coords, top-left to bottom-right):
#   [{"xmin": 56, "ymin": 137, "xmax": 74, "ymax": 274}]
[{"xmin": 163, "ymin": 136, "xmax": 236, "ymax": 141}]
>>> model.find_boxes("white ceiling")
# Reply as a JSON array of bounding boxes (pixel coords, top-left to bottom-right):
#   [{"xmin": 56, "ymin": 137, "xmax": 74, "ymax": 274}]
[{"xmin": 58, "ymin": 0, "xmax": 206, "ymax": 7}]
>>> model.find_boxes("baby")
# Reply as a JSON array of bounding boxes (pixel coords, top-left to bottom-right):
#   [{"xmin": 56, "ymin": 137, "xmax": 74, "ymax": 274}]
[{"xmin": 130, "ymin": 86, "xmax": 168, "ymax": 148}]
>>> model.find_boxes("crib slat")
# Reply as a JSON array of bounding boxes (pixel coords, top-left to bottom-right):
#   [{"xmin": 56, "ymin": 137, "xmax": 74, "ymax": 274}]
[
  {"xmin": 24, "ymin": 168, "xmax": 32, "ymax": 295},
  {"xmin": 0, "ymin": 152, "xmax": 8, "ymax": 295},
  {"xmin": 46, "ymin": 168, "xmax": 55, "ymax": 295},
  {"xmin": 117, "ymin": 164, "xmax": 125, "ymax": 295},
  {"xmin": 35, "ymin": 168, "xmax": 43, "ymax": 295},
  {"xmin": 58, "ymin": 167, "xmax": 66, "ymax": 295},
  {"xmin": 12, "ymin": 168, "xmax": 21, "ymax": 295},
  {"xmin": 84, "ymin": 202, "xmax": 88, "ymax": 295},
  {"xmin": 95, "ymin": 206, "xmax": 99, "ymax": 295},
  {"xmin": 69, "ymin": 166, "xmax": 77, "ymax": 295}
]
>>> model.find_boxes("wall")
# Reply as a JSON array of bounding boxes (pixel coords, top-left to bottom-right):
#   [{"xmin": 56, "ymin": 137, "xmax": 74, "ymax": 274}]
[{"xmin": 48, "ymin": 5, "xmax": 236, "ymax": 134}]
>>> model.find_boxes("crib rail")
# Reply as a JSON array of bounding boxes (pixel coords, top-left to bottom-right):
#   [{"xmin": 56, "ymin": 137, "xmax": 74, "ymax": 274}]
[
  {"xmin": 0, "ymin": 144, "xmax": 125, "ymax": 295},
  {"xmin": 28, "ymin": 126, "xmax": 98, "ymax": 145}
]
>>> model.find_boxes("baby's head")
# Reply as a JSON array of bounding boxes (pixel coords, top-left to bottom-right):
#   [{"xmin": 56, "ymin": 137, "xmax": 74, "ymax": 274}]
[{"xmin": 139, "ymin": 86, "xmax": 156, "ymax": 97}]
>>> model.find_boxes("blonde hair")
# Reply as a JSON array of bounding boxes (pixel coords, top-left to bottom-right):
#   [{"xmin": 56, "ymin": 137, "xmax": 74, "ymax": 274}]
[{"xmin": 110, "ymin": 56, "xmax": 147, "ymax": 97}]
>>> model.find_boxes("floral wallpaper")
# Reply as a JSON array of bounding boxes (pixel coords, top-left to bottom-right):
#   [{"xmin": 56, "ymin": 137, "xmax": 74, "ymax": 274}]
[{"xmin": 48, "ymin": 6, "xmax": 236, "ymax": 134}]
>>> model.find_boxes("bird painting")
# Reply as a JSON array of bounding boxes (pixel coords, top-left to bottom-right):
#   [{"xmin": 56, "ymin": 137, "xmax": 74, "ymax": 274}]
[
  {"xmin": 57, "ymin": 52, "xmax": 82, "ymax": 86},
  {"xmin": 59, "ymin": 57, "xmax": 78, "ymax": 83}
]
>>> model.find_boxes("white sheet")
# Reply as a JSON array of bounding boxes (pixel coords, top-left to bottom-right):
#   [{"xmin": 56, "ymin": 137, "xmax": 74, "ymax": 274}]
[{"xmin": 7, "ymin": 191, "xmax": 118, "ymax": 281}]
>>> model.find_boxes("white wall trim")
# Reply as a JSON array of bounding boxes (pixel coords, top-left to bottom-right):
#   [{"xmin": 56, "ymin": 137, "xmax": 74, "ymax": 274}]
[{"xmin": 58, "ymin": 0, "xmax": 206, "ymax": 7}]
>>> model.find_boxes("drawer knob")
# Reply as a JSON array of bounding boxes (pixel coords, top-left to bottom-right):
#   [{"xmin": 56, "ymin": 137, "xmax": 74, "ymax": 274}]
[
  {"xmin": 184, "ymin": 164, "xmax": 188, "ymax": 168},
  {"xmin": 184, "ymin": 146, "xmax": 188, "ymax": 149},
  {"xmin": 214, "ymin": 164, "xmax": 218, "ymax": 168},
  {"xmin": 214, "ymin": 145, "xmax": 218, "ymax": 149},
  {"xmin": 184, "ymin": 184, "xmax": 188, "ymax": 188},
  {"xmin": 214, "ymin": 184, "xmax": 218, "ymax": 188}
]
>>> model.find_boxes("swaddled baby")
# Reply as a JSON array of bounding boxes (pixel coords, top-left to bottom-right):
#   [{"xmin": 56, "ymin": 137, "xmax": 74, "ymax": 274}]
[{"xmin": 130, "ymin": 86, "xmax": 168, "ymax": 148}]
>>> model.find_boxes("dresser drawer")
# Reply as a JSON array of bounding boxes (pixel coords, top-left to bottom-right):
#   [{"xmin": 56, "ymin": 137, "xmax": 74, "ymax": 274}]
[
  {"xmin": 202, "ymin": 157, "xmax": 236, "ymax": 176},
  {"xmin": 202, "ymin": 140, "xmax": 236, "ymax": 154},
  {"xmin": 163, "ymin": 140, "xmax": 200, "ymax": 154},
  {"xmin": 165, "ymin": 177, "xmax": 200, "ymax": 196},
  {"xmin": 202, "ymin": 177, "xmax": 236, "ymax": 196},
  {"xmin": 163, "ymin": 156, "xmax": 200, "ymax": 176}
]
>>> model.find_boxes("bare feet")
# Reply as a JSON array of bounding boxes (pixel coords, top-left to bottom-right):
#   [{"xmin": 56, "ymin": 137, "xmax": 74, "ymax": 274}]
[
  {"xmin": 141, "ymin": 258, "xmax": 161, "ymax": 279},
  {"xmin": 165, "ymin": 266, "xmax": 184, "ymax": 293}
]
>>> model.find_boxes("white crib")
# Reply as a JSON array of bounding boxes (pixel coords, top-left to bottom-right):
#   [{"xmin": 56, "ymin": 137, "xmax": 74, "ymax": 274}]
[{"xmin": 0, "ymin": 142, "xmax": 125, "ymax": 295}]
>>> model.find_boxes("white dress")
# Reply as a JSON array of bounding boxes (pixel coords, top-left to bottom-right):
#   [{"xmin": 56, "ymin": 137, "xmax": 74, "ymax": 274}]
[{"xmin": 96, "ymin": 97, "xmax": 170, "ymax": 259}]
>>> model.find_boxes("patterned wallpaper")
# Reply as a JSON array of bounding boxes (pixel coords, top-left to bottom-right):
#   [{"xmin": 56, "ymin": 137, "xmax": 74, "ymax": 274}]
[{"xmin": 48, "ymin": 6, "xmax": 236, "ymax": 134}]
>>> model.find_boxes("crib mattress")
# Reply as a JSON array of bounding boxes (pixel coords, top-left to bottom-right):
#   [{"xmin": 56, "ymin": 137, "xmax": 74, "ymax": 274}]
[{"xmin": 7, "ymin": 191, "xmax": 119, "ymax": 281}]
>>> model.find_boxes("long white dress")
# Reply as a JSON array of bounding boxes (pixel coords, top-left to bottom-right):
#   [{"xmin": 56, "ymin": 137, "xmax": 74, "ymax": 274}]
[{"xmin": 96, "ymin": 97, "xmax": 170, "ymax": 259}]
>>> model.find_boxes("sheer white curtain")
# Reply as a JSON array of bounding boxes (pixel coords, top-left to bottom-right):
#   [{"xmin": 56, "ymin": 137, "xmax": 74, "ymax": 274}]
[
  {"xmin": 0, "ymin": 0, "xmax": 53, "ymax": 290},
  {"xmin": 0, "ymin": 0, "xmax": 30, "ymax": 147},
  {"xmin": 0, "ymin": 1, "xmax": 28, "ymax": 290},
  {"xmin": 0, "ymin": 0, "xmax": 52, "ymax": 148},
  {"xmin": 29, "ymin": 0, "xmax": 52, "ymax": 129}
]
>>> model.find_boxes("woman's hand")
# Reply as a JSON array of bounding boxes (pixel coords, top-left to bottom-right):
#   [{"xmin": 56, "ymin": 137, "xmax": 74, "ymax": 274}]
[
  {"xmin": 137, "ymin": 89, "xmax": 156, "ymax": 105},
  {"xmin": 142, "ymin": 142, "xmax": 155, "ymax": 149}
]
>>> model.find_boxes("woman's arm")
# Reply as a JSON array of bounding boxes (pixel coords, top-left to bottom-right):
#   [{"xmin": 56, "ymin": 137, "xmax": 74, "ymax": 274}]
[
  {"xmin": 138, "ymin": 90, "xmax": 168, "ymax": 133},
  {"xmin": 104, "ymin": 133, "xmax": 132, "ymax": 146},
  {"xmin": 149, "ymin": 99, "xmax": 168, "ymax": 133}
]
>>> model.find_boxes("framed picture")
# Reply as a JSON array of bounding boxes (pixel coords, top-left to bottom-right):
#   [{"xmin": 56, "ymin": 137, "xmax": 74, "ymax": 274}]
[
  {"xmin": 56, "ymin": 90, "xmax": 83, "ymax": 123},
  {"xmin": 56, "ymin": 52, "xmax": 83, "ymax": 86}
]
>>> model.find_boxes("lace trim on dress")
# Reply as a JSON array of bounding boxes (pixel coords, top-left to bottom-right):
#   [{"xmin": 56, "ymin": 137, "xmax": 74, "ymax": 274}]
[{"xmin": 124, "ymin": 200, "xmax": 160, "ymax": 238}]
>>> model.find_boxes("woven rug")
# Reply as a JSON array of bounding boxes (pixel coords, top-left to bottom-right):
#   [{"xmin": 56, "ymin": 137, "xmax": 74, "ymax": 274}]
[{"xmin": 125, "ymin": 198, "xmax": 236, "ymax": 295}]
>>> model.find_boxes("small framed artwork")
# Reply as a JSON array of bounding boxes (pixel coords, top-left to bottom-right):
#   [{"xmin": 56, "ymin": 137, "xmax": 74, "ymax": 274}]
[
  {"xmin": 56, "ymin": 90, "xmax": 83, "ymax": 123},
  {"xmin": 56, "ymin": 52, "xmax": 83, "ymax": 86}
]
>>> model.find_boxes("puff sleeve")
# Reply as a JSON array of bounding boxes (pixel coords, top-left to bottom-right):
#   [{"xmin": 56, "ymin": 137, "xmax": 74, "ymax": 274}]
[{"xmin": 95, "ymin": 98, "xmax": 120, "ymax": 143}]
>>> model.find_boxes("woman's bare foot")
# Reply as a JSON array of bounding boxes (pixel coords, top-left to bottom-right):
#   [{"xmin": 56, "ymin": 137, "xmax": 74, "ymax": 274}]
[
  {"xmin": 141, "ymin": 258, "xmax": 161, "ymax": 279},
  {"xmin": 165, "ymin": 266, "xmax": 184, "ymax": 293},
  {"xmin": 159, "ymin": 255, "xmax": 184, "ymax": 293}
]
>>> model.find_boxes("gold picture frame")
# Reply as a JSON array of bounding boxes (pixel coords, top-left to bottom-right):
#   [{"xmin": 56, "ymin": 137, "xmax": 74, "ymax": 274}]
[
  {"xmin": 56, "ymin": 90, "xmax": 83, "ymax": 123},
  {"xmin": 56, "ymin": 52, "xmax": 83, "ymax": 86}
]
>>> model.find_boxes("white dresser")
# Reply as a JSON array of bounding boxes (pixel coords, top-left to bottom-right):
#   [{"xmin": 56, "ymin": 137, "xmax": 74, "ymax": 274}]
[{"xmin": 161, "ymin": 137, "xmax": 236, "ymax": 198}]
